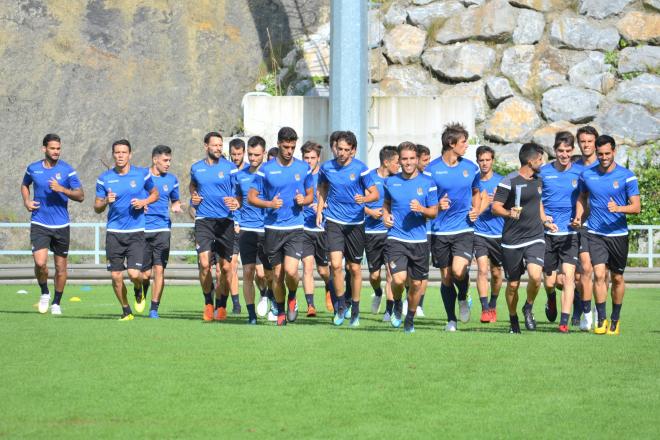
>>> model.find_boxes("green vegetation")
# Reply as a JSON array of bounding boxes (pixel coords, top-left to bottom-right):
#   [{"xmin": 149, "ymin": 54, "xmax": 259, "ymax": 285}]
[{"xmin": 628, "ymin": 144, "xmax": 660, "ymax": 225}]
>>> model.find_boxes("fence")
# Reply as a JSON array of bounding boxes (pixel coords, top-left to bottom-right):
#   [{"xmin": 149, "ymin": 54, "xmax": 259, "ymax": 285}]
[{"xmin": 1, "ymin": 222, "xmax": 659, "ymax": 268}]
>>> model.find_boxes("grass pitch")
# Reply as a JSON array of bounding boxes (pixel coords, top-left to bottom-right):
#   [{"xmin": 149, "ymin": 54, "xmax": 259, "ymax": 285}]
[{"xmin": 1, "ymin": 283, "xmax": 659, "ymax": 438}]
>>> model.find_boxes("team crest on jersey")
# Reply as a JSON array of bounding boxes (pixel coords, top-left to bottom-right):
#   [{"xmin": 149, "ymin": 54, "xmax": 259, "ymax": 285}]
[
  {"xmin": 417, "ymin": 187, "xmax": 423, "ymax": 196},
  {"xmin": 130, "ymin": 180, "xmax": 136, "ymax": 188},
  {"xmin": 571, "ymin": 179, "xmax": 577, "ymax": 188},
  {"xmin": 163, "ymin": 185, "xmax": 169, "ymax": 192},
  {"xmin": 294, "ymin": 173, "xmax": 301, "ymax": 181},
  {"xmin": 55, "ymin": 173, "xmax": 61, "ymax": 180},
  {"xmin": 349, "ymin": 173, "xmax": 356, "ymax": 181},
  {"xmin": 537, "ymin": 186, "xmax": 542, "ymax": 194},
  {"xmin": 613, "ymin": 180, "xmax": 619, "ymax": 189},
  {"xmin": 218, "ymin": 171, "xmax": 224, "ymax": 178},
  {"xmin": 462, "ymin": 169, "xmax": 468, "ymax": 177}
]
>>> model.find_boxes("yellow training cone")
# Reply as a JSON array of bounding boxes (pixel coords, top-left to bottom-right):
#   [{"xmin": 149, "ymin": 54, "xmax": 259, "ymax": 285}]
[{"xmin": 69, "ymin": 296, "xmax": 81, "ymax": 302}]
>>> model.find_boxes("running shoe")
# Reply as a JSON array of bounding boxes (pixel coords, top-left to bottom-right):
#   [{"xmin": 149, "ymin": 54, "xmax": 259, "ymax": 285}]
[
  {"xmin": 203, "ymin": 304, "xmax": 214, "ymax": 321},
  {"xmin": 594, "ymin": 318, "xmax": 609, "ymax": 335},
  {"xmin": 215, "ymin": 307, "xmax": 227, "ymax": 321},
  {"xmin": 306, "ymin": 305, "xmax": 317, "ymax": 317},
  {"xmin": 371, "ymin": 294, "xmax": 382, "ymax": 314},
  {"xmin": 416, "ymin": 306, "xmax": 425, "ymax": 318},
  {"xmin": 119, "ymin": 313, "xmax": 134, "ymax": 321},
  {"xmin": 545, "ymin": 297, "xmax": 557, "ymax": 322},
  {"xmin": 445, "ymin": 320, "xmax": 457, "ymax": 332},
  {"xmin": 38, "ymin": 294, "xmax": 50, "ymax": 314},
  {"xmin": 458, "ymin": 300, "xmax": 470, "ymax": 323},
  {"xmin": 522, "ymin": 305, "xmax": 536, "ymax": 331},
  {"xmin": 256, "ymin": 296, "xmax": 269, "ymax": 317},
  {"xmin": 149, "ymin": 310, "xmax": 159, "ymax": 319},
  {"xmin": 607, "ymin": 320, "xmax": 620, "ymax": 335},
  {"xmin": 287, "ymin": 298, "xmax": 298, "ymax": 322},
  {"xmin": 134, "ymin": 291, "xmax": 146, "ymax": 314},
  {"xmin": 558, "ymin": 324, "xmax": 569, "ymax": 333},
  {"xmin": 50, "ymin": 304, "xmax": 62, "ymax": 315},
  {"xmin": 579, "ymin": 310, "xmax": 593, "ymax": 331}
]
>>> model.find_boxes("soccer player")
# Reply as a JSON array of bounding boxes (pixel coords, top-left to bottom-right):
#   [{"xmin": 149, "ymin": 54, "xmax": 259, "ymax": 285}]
[
  {"xmin": 248, "ymin": 127, "xmax": 313, "ymax": 326},
  {"xmin": 573, "ymin": 135, "xmax": 640, "ymax": 335},
  {"xmin": 189, "ymin": 132, "xmax": 240, "ymax": 322},
  {"xmin": 95, "ymin": 140, "xmax": 159, "ymax": 320},
  {"xmin": 301, "ymin": 141, "xmax": 333, "ymax": 317},
  {"xmin": 140, "ymin": 145, "xmax": 182, "ymax": 319},
  {"xmin": 492, "ymin": 143, "xmax": 557, "ymax": 333},
  {"xmin": 539, "ymin": 132, "xmax": 583, "ymax": 332},
  {"xmin": 317, "ymin": 130, "xmax": 378, "ymax": 327},
  {"xmin": 234, "ymin": 136, "xmax": 272, "ymax": 324},
  {"xmin": 473, "ymin": 145, "xmax": 504, "ymax": 324},
  {"xmin": 267, "ymin": 147, "xmax": 279, "ymax": 161},
  {"xmin": 365, "ymin": 146, "xmax": 399, "ymax": 319},
  {"xmin": 382, "ymin": 142, "xmax": 438, "ymax": 333},
  {"xmin": 21, "ymin": 133, "xmax": 84, "ymax": 315},
  {"xmin": 426, "ymin": 123, "xmax": 483, "ymax": 332}
]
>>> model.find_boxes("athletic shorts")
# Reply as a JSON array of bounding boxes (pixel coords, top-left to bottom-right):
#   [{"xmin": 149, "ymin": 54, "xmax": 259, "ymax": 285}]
[
  {"xmin": 326, "ymin": 220, "xmax": 365, "ymax": 264},
  {"xmin": 587, "ymin": 232, "xmax": 629, "ymax": 275},
  {"xmin": 30, "ymin": 224, "xmax": 70, "ymax": 257},
  {"xmin": 232, "ymin": 232, "xmax": 240, "ymax": 255},
  {"xmin": 385, "ymin": 239, "xmax": 430, "ymax": 281},
  {"xmin": 106, "ymin": 231, "xmax": 145, "ymax": 272},
  {"xmin": 473, "ymin": 234, "xmax": 503, "ymax": 267},
  {"xmin": 239, "ymin": 230, "xmax": 269, "ymax": 269},
  {"xmin": 194, "ymin": 218, "xmax": 234, "ymax": 262},
  {"xmin": 430, "ymin": 232, "xmax": 474, "ymax": 269},
  {"xmin": 365, "ymin": 232, "xmax": 387, "ymax": 273},
  {"xmin": 502, "ymin": 241, "xmax": 545, "ymax": 282},
  {"xmin": 264, "ymin": 228, "xmax": 303, "ymax": 267},
  {"xmin": 543, "ymin": 234, "xmax": 579, "ymax": 274},
  {"xmin": 578, "ymin": 228, "xmax": 590, "ymax": 254},
  {"xmin": 302, "ymin": 230, "xmax": 328, "ymax": 266},
  {"xmin": 143, "ymin": 231, "xmax": 171, "ymax": 271}
]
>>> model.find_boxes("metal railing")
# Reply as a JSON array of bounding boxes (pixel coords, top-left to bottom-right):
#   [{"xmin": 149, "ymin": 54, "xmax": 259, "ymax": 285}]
[{"xmin": 1, "ymin": 222, "xmax": 659, "ymax": 267}]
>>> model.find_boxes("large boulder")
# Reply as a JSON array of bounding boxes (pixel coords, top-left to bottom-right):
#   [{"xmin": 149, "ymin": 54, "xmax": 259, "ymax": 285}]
[
  {"xmin": 513, "ymin": 9, "xmax": 545, "ymax": 45},
  {"xmin": 509, "ymin": 0, "xmax": 571, "ymax": 11},
  {"xmin": 500, "ymin": 45, "xmax": 536, "ymax": 95},
  {"xmin": 532, "ymin": 121, "xmax": 579, "ymax": 156},
  {"xmin": 376, "ymin": 65, "xmax": 444, "ymax": 96},
  {"xmin": 614, "ymin": 74, "xmax": 660, "ymax": 109},
  {"xmin": 440, "ymin": 80, "xmax": 488, "ymax": 122},
  {"xmin": 383, "ymin": 24, "xmax": 427, "ymax": 65},
  {"xmin": 618, "ymin": 46, "xmax": 660, "ymax": 75},
  {"xmin": 370, "ymin": 48, "xmax": 389, "ymax": 83},
  {"xmin": 542, "ymin": 86, "xmax": 603, "ymax": 123},
  {"xmin": 485, "ymin": 76, "xmax": 515, "ymax": 107},
  {"xmin": 500, "ymin": 45, "xmax": 574, "ymax": 96},
  {"xmin": 484, "ymin": 97, "xmax": 541, "ymax": 143},
  {"xmin": 434, "ymin": 0, "xmax": 518, "ymax": 44},
  {"xmin": 568, "ymin": 51, "xmax": 616, "ymax": 94},
  {"xmin": 549, "ymin": 14, "xmax": 619, "ymax": 51},
  {"xmin": 383, "ymin": 1, "xmax": 408, "ymax": 27},
  {"xmin": 406, "ymin": 1, "xmax": 465, "ymax": 30},
  {"xmin": 597, "ymin": 104, "xmax": 660, "ymax": 146},
  {"xmin": 369, "ymin": 9, "xmax": 386, "ymax": 49},
  {"xmin": 617, "ymin": 12, "xmax": 660, "ymax": 45},
  {"xmin": 421, "ymin": 43, "xmax": 496, "ymax": 82},
  {"xmin": 578, "ymin": 0, "xmax": 633, "ymax": 19},
  {"xmin": 644, "ymin": 0, "xmax": 660, "ymax": 11}
]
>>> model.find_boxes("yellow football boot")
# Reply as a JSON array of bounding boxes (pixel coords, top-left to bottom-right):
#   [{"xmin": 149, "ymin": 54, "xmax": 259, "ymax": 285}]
[{"xmin": 594, "ymin": 318, "xmax": 609, "ymax": 335}]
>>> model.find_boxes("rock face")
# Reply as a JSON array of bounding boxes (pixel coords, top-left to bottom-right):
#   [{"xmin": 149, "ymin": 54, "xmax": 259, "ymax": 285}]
[
  {"xmin": 618, "ymin": 46, "xmax": 660, "ymax": 75},
  {"xmin": 645, "ymin": 0, "xmax": 660, "ymax": 11},
  {"xmin": 542, "ymin": 86, "xmax": 603, "ymax": 123},
  {"xmin": 614, "ymin": 74, "xmax": 660, "ymax": 109},
  {"xmin": 485, "ymin": 76, "xmax": 514, "ymax": 106},
  {"xmin": 578, "ymin": 0, "xmax": 633, "ymax": 19},
  {"xmin": 568, "ymin": 51, "xmax": 616, "ymax": 94},
  {"xmin": 370, "ymin": 48, "xmax": 389, "ymax": 83},
  {"xmin": 532, "ymin": 121, "xmax": 579, "ymax": 155},
  {"xmin": 509, "ymin": 0, "xmax": 571, "ymax": 11},
  {"xmin": 440, "ymin": 80, "xmax": 488, "ymax": 122},
  {"xmin": 421, "ymin": 43, "xmax": 496, "ymax": 82},
  {"xmin": 406, "ymin": 1, "xmax": 465, "ymax": 29},
  {"xmin": 376, "ymin": 65, "xmax": 444, "ymax": 96},
  {"xmin": 485, "ymin": 97, "xmax": 541, "ymax": 143},
  {"xmin": 549, "ymin": 15, "xmax": 619, "ymax": 51},
  {"xmin": 295, "ymin": 40, "xmax": 330, "ymax": 77},
  {"xmin": 434, "ymin": 0, "xmax": 518, "ymax": 44},
  {"xmin": 369, "ymin": 9, "xmax": 386, "ymax": 49},
  {"xmin": 383, "ymin": 24, "xmax": 427, "ymax": 65},
  {"xmin": 384, "ymin": 1, "xmax": 407, "ymax": 26},
  {"xmin": 513, "ymin": 9, "xmax": 545, "ymax": 45},
  {"xmin": 597, "ymin": 104, "xmax": 660, "ymax": 145},
  {"xmin": 617, "ymin": 12, "xmax": 660, "ymax": 45},
  {"xmin": 500, "ymin": 45, "xmax": 537, "ymax": 95}
]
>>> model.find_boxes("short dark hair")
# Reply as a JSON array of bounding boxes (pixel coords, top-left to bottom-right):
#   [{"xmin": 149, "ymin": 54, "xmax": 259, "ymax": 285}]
[
  {"xmin": 476, "ymin": 145, "xmax": 495, "ymax": 160},
  {"xmin": 554, "ymin": 131, "xmax": 575, "ymax": 150},
  {"xmin": 152, "ymin": 144, "xmax": 172, "ymax": 157},
  {"xmin": 267, "ymin": 147, "xmax": 279, "ymax": 158},
  {"xmin": 596, "ymin": 134, "xmax": 616, "ymax": 149},
  {"xmin": 112, "ymin": 139, "xmax": 132, "ymax": 153},
  {"xmin": 442, "ymin": 123, "xmax": 469, "ymax": 152},
  {"xmin": 329, "ymin": 130, "xmax": 343, "ymax": 147},
  {"xmin": 301, "ymin": 140, "xmax": 322, "ymax": 156},
  {"xmin": 42, "ymin": 133, "xmax": 61, "ymax": 146},
  {"xmin": 229, "ymin": 138, "xmax": 245, "ymax": 151},
  {"xmin": 398, "ymin": 141, "xmax": 417, "ymax": 156},
  {"xmin": 379, "ymin": 146, "xmax": 398, "ymax": 165},
  {"xmin": 416, "ymin": 144, "xmax": 430, "ymax": 157},
  {"xmin": 277, "ymin": 127, "xmax": 298, "ymax": 143},
  {"xmin": 204, "ymin": 131, "xmax": 223, "ymax": 144},
  {"xmin": 247, "ymin": 136, "xmax": 266, "ymax": 150},
  {"xmin": 519, "ymin": 142, "xmax": 544, "ymax": 165},
  {"xmin": 336, "ymin": 130, "xmax": 357, "ymax": 149},
  {"xmin": 576, "ymin": 125, "xmax": 599, "ymax": 140}
]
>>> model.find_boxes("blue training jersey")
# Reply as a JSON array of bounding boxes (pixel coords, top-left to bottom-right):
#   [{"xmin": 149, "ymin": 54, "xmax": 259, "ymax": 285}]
[
  {"xmin": 96, "ymin": 166, "xmax": 155, "ymax": 233},
  {"xmin": 426, "ymin": 156, "xmax": 480, "ymax": 234},
  {"xmin": 22, "ymin": 160, "xmax": 81, "ymax": 228},
  {"xmin": 145, "ymin": 172, "xmax": 180, "ymax": 232},
  {"xmin": 579, "ymin": 164, "xmax": 639, "ymax": 236},
  {"xmin": 190, "ymin": 158, "xmax": 238, "ymax": 220},
  {"xmin": 318, "ymin": 158, "xmax": 375, "ymax": 225},
  {"xmin": 234, "ymin": 167, "xmax": 265, "ymax": 231},
  {"xmin": 303, "ymin": 170, "xmax": 323, "ymax": 231},
  {"xmin": 539, "ymin": 162, "xmax": 583, "ymax": 235},
  {"xmin": 384, "ymin": 172, "xmax": 438, "ymax": 242},
  {"xmin": 575, "ymin": 158, "xmax": 599, "ymax": 170},
  {"xmin": 365, "ymin": 168, "xmax": 388, "ymax": 234},
  {"xmin": 250, "ymin": 158, "xmax": 313, "ymax": 230},
  {"xmin": 474, "ymin": 172, "xmax": 504, "ymax": 238}
]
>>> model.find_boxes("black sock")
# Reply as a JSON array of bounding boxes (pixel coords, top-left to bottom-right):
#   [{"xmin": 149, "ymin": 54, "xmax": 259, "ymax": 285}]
[
  {"xmin": 611, "ymin": 303, "xmax": 622, "ymax": 322},
  {"xmin": 328, "ymin": 281, "xmax": 337, "ymax": 307},
  {"xmin": 345, "ymin": 271, "xmax": 352, "ymax": 298},
  {"xmin": 247, "ymin": 303, "xmax": 256, "ymax": 319},
  {"xmin": 351, "ymin": 300, "xmax": 359, "ymax": 318},
  {"xmin": 276, "ymin": 302, "xmax": 285, "ymax": 316},
  {"xmin": 150, "ymin": 300, "xmax": 159, "ymax": 312},
  {"xmin": 259, "ymin": 287, "xmax": 267, "ymax": 298},
  {"xmin": 393, "ymin": 299, "xmax": 402, "ymax": 315},
  {"xmin": 374, "ymin": 287, "xmax": 383, "ymax": 297},
  {"xmin": 385, "ymin": 299, "xmax": 394, "ymax": 314},
  {"xmin": 305, "ymin": 293, "xmax": 314, "ymax": 306},
  {"xmin": 572, "ymin": 292, "xmax": 582, "ymax": 318},
  {"xmin": 287, "ymin": 290, "xmax": 296, "ymax": 301},
  {"xmin": 405, "ymin": 309, "xmax": 415, "ymax": 327},
  {"xmin": 489, "ymin": 294, "xmax": 498, "ymax": 309},
  {"xmin": 231, "ymin": 294, "xmax": 240, "ymax": 307},
  {"xmin": 52, "ymin": 291, "xmax": 63, "ymax": 305},
  {"xmin": 546, "ymin": 289, "xmax": 556, "ymax": 301},
  {"xmin": 143, "ymin": 279, "xmax": 151, "ymax": 297},
  {"xmin": 39, "ymin": 282, "xmax": 49, "ymax": 295},
  {"xmin": 419, "ymin": 294, "xmax": 425, "ymax": 307},
  {"xmin": 560, "ymin": 312, "xmax": 569, "ymax": 326},
  {"xmin": 596, "ymin": 302, "xmax": 607, "ymax": 324},
  {"xmin": 440, "ymin": 283, "xmax": 457, "ymax": 322},
  {"xmin": 216, "ymin": 295, "xmax": 228, "ymax": 309},
  {"xmin": 203, "ymin": 291, "xmax": 213, "ymax": 305},
  {"xmin": 134, "ymin": 286, "xmax": 142, "ymax": 298},
  {"xmin": 480, "ymin": 296, "xmax": 489, "ymax": 311},
  {"xmin": 122, "ymin": 305, "xmax": 132, "ymax": 316},
  {"xmin": 455, "ymin": 277, "xmax": 469, "ymax": 301},
  {"xmin": 582, "ymin": 300, "xmax": 592, "ymax": 314},
  {"xmin": 267, "ymin": 288, "xmax": 274, "ymax": 301},
  {"xmin": 336, "ymin": 295, "xmax": 346, "ymax": 312},
  {"xmin": 509, "ymin": 314, "xmax": 519, "ymax": 324}
]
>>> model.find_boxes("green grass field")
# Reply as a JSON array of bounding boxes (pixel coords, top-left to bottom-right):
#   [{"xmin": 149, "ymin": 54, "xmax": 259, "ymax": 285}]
[{"xmin": 1, "ymin": 283, "xmax": 659, "ymax": 438}]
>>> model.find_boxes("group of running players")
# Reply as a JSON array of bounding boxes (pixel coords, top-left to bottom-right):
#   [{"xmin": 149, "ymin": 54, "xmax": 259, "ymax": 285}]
[{"xmin": 21, "ymin": 123, "xmax": 640, "ymax": 334}]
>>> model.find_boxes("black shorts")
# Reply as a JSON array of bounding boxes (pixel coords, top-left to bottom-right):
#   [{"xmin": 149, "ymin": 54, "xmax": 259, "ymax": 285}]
[
  {"xmin": 264, "ymin": 228, "xmax": 304, "ymax": 267},
  {"xmin": 365, "ymin": 232, "xmax": 387, "ymax": 273},
  {"xmin": 543, "ymin": 234, "xmax": 579, "ymax": 274},
  {"xmin": 302, "ymin": 230, "xmax": 328, "ymax": 266},
  {"xmin": 326, "ymin": 220, "xmax": 365, "ymax": 264},
  {"xmin": 587, "ymin": 232, "xmax": 629, "ymax": 275},
  {"xmin": 430, "ymin": 232, "xmax": 474, "ymax": 268},
  {"xmin": 232, "ymin": 232, "xmax": 240, "ymax": 255},
  {"xmin": 143, "ymin": 231, "xmax": 171, "ymax": 271},
  {"xmin": 239, "ymin": 230, "xmax": 269, "ymax": 269},
  {"xmin": 578, "ymin": 228, "xmax": 590, "ymax": 254},
  {"xmin": 194, "ymin": 218, "xmax": 234, "ymax": 262},
  {"xmin": 385, "ymin": 239, "xmax": 430, "ymax": 281},
  {"xmin": 30, "ymin": 224, "xmax": 70, "ymax": 257},
  {"xmin": 473, "ymin": 234, "xmax": 503, "ymax": 267},
  {"xmin": 502, "ymin": 241, "xmax": 545, "ymax": 282},
  {"xmin": 106, "ymin": 231, "xmax": 145, "ymax": 272}
]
